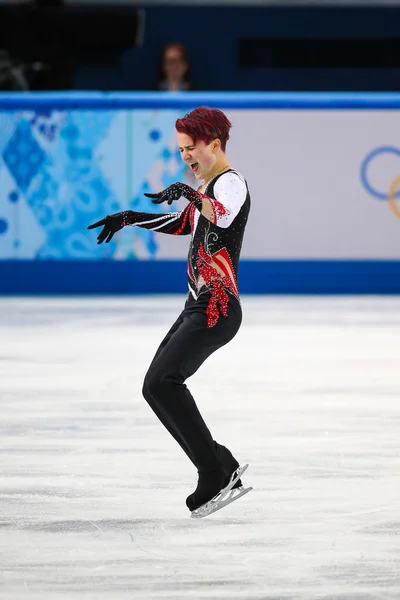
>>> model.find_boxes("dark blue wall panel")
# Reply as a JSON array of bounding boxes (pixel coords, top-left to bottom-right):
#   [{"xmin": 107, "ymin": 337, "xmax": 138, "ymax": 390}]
[
  {"xmin": 1, "ymin": 260, "xmax": 400, "ymax": 295},
  {"xmin": 74, "ymin": 7, "xmax": 400, "ymax": 92}
]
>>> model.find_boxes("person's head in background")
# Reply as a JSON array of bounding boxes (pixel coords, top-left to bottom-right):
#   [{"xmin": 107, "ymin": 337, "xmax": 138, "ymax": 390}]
[{"xmin": 158, "ymin": 43, "xmax": 193, "ymax": 92}]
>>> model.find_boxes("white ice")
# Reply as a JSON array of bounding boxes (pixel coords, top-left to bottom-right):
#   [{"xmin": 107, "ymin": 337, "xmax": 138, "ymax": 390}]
[{"xmin": 1, "ymin": 295, "xmax": 400, "ymax": 600}]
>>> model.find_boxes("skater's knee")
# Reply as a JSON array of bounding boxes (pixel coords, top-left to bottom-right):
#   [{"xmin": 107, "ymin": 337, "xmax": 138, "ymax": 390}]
[
  {"xmin": 142, "ymin": 372, "xmax": 156, "ymax": 403},
  {"xmin": 142, "ymin": 368, "xmax": 182, "ymax": 401},
  {"xmin": 142, "ymin": 369, "xmax": 163, "ymax": 401}
]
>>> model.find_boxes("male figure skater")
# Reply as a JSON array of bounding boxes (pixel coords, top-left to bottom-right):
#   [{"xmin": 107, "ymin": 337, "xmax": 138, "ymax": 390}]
[{"xmin": 88, "ymin": 106, "xmax": 251, "ymax": 517}]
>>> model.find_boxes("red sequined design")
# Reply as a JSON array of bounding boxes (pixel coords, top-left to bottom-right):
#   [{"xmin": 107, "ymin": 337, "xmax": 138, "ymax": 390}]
[
  {"xmin": 173, "ymin": 204, "xmax": 192, "ymax": 235},
  {"xmin": 209, "ymin": 198, "xmax": 228, "ymax": 225},
  {"xmin": 198, "ymin": 193, "xmax": 229, "ymax": 225},
  {"xmin": 196, "ymin": 243, "xmax": 239, "ymax": 328}
]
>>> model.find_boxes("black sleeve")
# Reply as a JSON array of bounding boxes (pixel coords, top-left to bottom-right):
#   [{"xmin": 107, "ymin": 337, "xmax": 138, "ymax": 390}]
[{"xmin": 125, "ymin": 204, "xmax": 192, "ymax": 236}]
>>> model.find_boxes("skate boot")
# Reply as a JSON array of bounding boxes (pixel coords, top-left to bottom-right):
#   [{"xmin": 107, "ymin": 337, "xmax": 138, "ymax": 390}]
[
  {"xmin": 188, "ymin": 464, "xmax": 252, "ymax": 518},
  {"xmin": 214, "ymin": 443, "xmax": 242, "ymax": 489},
  {"xmin": 186, "ymin": 468, "xmax": 227, "ymax": 512}
]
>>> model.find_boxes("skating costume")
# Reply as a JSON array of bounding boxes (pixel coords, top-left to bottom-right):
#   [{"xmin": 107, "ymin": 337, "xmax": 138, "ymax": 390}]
[
  {"xmin": 123, "ymin": 169, "xmax": 250, "ymax": 327},
  {"xmin": 135, "ymin": 170, "xmax": 250, "ymax": 511}
]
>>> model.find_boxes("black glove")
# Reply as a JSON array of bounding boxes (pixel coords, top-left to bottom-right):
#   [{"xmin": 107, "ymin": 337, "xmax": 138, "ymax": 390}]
[
  {"xmin": 144, "ymin": 182, "xmax": 202, "ymax": 207},
  {"xmin": 87, "ymin": 210, "xmax": 134, "ymax": 244}
]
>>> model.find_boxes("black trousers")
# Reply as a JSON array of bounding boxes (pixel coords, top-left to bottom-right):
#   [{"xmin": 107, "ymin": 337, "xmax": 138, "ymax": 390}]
[{"xmin": 142, "ymin": 292, "xmax": 242, "ymax": 473}]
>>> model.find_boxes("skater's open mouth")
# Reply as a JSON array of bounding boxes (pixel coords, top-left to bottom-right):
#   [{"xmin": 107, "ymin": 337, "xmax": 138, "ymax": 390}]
[{"xmin": 190, "ymin": 163, "xmax": 199, "ymax": 173}]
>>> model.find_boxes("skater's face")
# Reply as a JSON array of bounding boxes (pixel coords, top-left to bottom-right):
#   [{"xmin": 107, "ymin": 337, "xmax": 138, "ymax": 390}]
[{"xmin": 177, "ymin": 132, "xmax": 220, "ymax": 181}]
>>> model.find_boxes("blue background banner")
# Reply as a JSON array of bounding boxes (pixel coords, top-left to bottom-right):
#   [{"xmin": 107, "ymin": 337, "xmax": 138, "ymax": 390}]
[
  {"xmin": 0, "ymin": 105, "xmax": 194, "ymax": 261},
  {"xmin": 0, "ymin": 92, "xmax": 399, "ymax": 294}
]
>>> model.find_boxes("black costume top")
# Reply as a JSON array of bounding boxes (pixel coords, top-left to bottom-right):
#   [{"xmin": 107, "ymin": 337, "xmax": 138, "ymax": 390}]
[{"xmin": 128, "ymin": 169, "xmax": 250, "ymax": 327}]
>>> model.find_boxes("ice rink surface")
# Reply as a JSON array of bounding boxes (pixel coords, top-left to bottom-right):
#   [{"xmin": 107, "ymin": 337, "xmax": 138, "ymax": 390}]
[{"xmin": 1, "ymin": 295, "xmax": 400, "ymax": 600}]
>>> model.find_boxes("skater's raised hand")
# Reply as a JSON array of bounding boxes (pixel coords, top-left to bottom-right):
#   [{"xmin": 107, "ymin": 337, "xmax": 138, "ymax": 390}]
[
  {"xmin": 87, "ymin": 210, "xmax": 134, "ymax": 244},
  {"xmin": 144, "ymin": 182, "xmax": 202, "ymax": 207}
]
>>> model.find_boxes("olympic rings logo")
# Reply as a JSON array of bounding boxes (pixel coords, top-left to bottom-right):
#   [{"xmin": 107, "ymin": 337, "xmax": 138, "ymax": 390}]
[{"xmin": 360, "ymin": 146, "xmax": 400, "ymax": 219}]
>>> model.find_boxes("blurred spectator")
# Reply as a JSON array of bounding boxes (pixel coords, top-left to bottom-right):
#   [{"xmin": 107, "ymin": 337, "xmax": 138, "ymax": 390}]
[
  {"xmin": 157, "ymin": 43, "xmax": 194, "ymax": 92},
  {"xmin": 0, "ymin": 49, "xmax": 72, "ymax": 92}
]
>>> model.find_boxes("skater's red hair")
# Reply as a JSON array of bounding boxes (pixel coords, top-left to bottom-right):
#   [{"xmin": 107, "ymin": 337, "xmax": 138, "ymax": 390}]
[{"xmin": 176, "ymin": 106, "xmax": 232, "ymax": 152}]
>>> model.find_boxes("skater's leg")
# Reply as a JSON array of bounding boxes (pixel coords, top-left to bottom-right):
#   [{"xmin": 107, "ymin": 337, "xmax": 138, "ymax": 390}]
[
  {"xmin": 143, "ymin": 309, "xmax": 197, "ymax": 465},
  {"xmin": 145, "ymin": 378, "xmax": 242, "ymax": 476},
  {"xmin": 143, "ymin": 296, "xmax": 242, "ymax": 474}
]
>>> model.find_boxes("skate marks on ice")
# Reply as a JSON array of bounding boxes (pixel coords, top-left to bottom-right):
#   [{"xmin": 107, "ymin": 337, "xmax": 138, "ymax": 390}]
[{"xmin": 1, "ymin": 296, "xmax": 400, "ymax": 599}]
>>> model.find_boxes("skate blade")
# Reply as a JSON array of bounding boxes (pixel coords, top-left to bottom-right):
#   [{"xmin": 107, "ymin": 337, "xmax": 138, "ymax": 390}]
[
  {"xmin": 190, "ymin": 464, "xmax": 251, "ymax": 519},
  {"xmin": 191, "ymin": 486, "xmax": 253, "ymax": 519},
  {"xmin": 204, "ymin": 486, "xmax": 253, "ymax": 517}
]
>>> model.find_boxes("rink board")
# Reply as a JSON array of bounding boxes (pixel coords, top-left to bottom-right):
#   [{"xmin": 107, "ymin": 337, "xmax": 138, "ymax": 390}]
[{"xmin": 0, "ymin": 92, "xmax": 399, "ymax": 293}]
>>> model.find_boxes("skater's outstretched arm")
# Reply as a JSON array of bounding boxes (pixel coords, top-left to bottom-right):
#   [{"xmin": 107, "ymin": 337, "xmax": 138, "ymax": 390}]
[
  {"xmin": 144, "ymin": 172, "xmax": 247, "ymax": 229},
  {"xmin": 87, "ymin": 204, "xmax": 192, "ymax": 244}
]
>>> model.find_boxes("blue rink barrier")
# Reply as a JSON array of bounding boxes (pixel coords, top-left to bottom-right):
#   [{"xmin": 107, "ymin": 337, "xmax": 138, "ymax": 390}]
[
  {"xmin": 1, "ymin": 260, "xmax": 400, "ymax": 295},
  {"xmin": 1, "ymin": 91, "xmax": 400, "ymax": 110},
  {"xmin": 0, "ymin": 92, "xmax": 399, "ymax": 295}
]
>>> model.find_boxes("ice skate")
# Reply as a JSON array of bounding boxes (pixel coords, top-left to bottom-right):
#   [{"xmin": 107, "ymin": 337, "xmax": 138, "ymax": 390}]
[
  {"xmin": 186, "ymin": 468, "xmax": 226, "ymax": 512},
  {"xmin": 189, "ymin": 464, "xmax": 252, "ymax": 519},
  {"xmin": 215, "ymin": 443, "xmax": 243, "ymax": 489}
]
